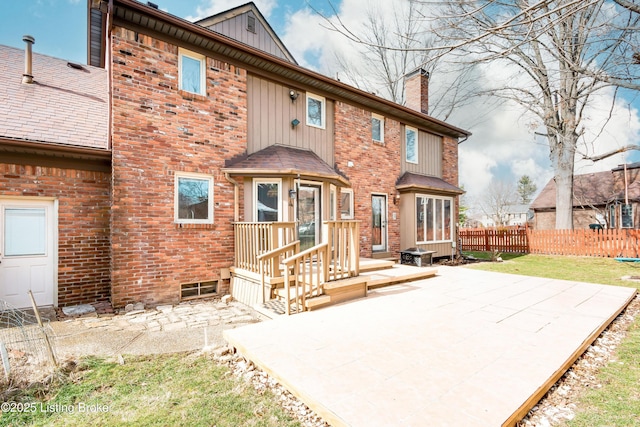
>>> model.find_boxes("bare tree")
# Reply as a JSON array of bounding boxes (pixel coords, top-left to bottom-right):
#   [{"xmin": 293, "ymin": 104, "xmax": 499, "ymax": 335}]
[
  {"xmin": 320, "ymin": 0, "xmax": 640, "ymax": 229},
  {"xmin": 481, "ymin": 179, "xmax": 519, "ymax": 226}
]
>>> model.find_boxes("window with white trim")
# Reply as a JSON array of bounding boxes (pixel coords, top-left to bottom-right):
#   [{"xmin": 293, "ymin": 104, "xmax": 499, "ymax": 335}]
[
  {"xmin": 255, "ymin": 179, "xmax": 281, "ymax": 222},
  {"xmin": 372, "ymin": 114, "xmax": 384, "ymax": 143},
  {"xmin": 405, "ymin": 126, "xmax": 418, "ymax": 163},
  {"xmin": 306, "ymin": 93, "xmax": 325, "ymax": 129},
  {"xmin": 340, "ymin": 189, "xmax": 354, "ymax": 219},
  {"xmin": 175, "ymin": 172, "xmax": 213, "ymax": 224},
  {"xmin": 179, "ymin": 48, "xmax": 206, "ymax": 95},
  {"xmin": 416, "ymin": 195, "xmax": 453, "ymax": 243}
]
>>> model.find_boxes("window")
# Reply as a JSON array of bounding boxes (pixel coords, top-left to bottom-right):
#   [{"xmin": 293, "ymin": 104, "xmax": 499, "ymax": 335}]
[
  {"xmin": 175, "ymin": 173, "xmax": 213, "ymax": 224},
  {"xmin": 306, "ymin": 93, "xmax": 325, "ymax": 129},
  {"xmin": 416, "ymin": 195, "xmax": 453, "ymax": 243},
  {"xmin": 610, "ymin": 204, "xmax": 616, "ymax": 228},
  {"xmin": 405, "ymin": 126, "xmax": 418, "ymax": 163},
  {"xmin": 340, "ymin": 189, "xmax": 354, "ymax": 219},
  {"xmin": 255, "ymin": 180, "xmax": 281, "ymax": 222},
  {"xmin": 179, "ymin": 48, "xmax": 206, "ymax": 95},
  {"xmin": 621, "ymin": 203, "xmax": 633, "ymax": 228},
  {"xmin": 372, "ymin": 114, "xmax": 384, "ymax": 143},
  {"xmin": 181, "ymin": 280, "xmax": 217, "ymax": 300}
]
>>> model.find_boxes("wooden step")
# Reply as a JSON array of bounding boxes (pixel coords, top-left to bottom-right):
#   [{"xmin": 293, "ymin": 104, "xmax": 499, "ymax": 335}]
[
  {"xmin": 323, "ymin": 276, "xmax": 368, "ymax": 304},
  {"xmin": 304, "ymin": 295, "xmax": 332, "ymax": 311}
]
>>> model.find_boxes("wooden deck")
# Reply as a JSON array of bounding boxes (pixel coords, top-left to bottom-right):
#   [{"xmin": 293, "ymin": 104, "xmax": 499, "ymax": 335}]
[{"xmin": 253, "ymin": 259, "xmax": 438, "ymax": 318}]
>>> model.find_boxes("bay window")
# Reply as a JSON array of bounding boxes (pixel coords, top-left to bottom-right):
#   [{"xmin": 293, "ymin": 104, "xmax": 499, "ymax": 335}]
[{"xmin": 416, "ymin": 195, "xmax": 453, "ymax": 243}]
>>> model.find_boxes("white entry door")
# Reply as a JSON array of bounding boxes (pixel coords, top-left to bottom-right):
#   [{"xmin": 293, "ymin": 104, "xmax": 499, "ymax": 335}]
[{"xmin": 0, "ymin": 199, "xmax": 56, "ymax": 308}]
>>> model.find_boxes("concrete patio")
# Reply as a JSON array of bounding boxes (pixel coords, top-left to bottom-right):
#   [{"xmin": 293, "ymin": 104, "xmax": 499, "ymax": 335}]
[{"xmin": 224, "ymin": 266, "xmax": 637, "ymax": 427}]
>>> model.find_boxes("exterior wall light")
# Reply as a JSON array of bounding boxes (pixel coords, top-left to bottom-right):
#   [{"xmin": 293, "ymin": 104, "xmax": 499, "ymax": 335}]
[{"xmin": 291, "ymin": 118, "xmax": 300, "ymax": 129}]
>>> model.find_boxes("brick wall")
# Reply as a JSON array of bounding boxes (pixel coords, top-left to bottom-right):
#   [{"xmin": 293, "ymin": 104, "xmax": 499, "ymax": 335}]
[
  {"xmin": 110, "ymin": 28, "xmax": 247, "ymax": 307},
  {"xmin": 0, "ymin": 163, "xmax": 111, "ymax": 306},
  {"xmin": 442, "ymin": 135, "xmax": 461, "ymax": 238},
  {"xmin": 334, "ymin": 102, "xmax": 401, "ymax": 257}
]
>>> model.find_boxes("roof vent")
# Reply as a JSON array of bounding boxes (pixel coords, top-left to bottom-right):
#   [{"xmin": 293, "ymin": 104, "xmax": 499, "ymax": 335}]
[
  {"xmin": 147, "ymin": 2, "xmax": 158, "ymax": 9},
  {"xmin": 22, "ymin": 35, "xmax": 35, "ymax": 84}
]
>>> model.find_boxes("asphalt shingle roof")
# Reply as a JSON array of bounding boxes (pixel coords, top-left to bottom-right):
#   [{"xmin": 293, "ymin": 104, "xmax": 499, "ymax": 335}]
[{"xmin": 0, "ymin": 44, "xmax": 108, "ymax": 149}]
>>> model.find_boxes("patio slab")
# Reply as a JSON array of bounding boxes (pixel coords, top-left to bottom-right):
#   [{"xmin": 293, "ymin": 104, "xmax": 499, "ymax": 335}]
[{"xmin": 224, "ymin": 266, "xmax": 636, "ymax": 427}]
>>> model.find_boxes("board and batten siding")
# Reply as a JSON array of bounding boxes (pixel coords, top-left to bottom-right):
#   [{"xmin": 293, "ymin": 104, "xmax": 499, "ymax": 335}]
[
  {"xmin": 201, "ymin": 12, "xmax": 292, "ymax": 62},
  {"xmin": 247, "ymin": 74, "xmax": 334, "ymax": 165},
  {"xmin": 401, "ymin": 127, "xmax": 443, "ymax": 176}
]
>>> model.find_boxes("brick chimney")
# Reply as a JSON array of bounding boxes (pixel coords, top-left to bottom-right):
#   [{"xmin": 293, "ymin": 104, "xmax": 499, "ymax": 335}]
[{"xmin": 404, "ymin": 68, "xmax": 429, "ymax": 114}]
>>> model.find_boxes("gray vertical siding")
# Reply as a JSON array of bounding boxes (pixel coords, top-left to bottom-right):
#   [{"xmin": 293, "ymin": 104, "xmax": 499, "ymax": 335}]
[
  {"xmin": 247, "ymin": 74, "xmax": 334, "ymax": 165},
  {"xmin": 401, "ymin": 127, "xmax": 443, "ymax": 177}
]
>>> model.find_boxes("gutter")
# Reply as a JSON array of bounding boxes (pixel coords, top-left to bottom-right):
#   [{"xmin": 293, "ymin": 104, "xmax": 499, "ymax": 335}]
[{"xmin": 224, "ymin": 173, "xmax": 240, "ymax": 222}]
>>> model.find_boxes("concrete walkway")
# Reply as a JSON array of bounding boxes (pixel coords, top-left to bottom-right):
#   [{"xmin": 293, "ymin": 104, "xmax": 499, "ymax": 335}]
[
  {"xmin": 52, "ymin": 300, "xmax": 261, "ymax": 357},
  {"xmin": 224, "ymin": 266, "xmax": 637, "ymax": 427}
]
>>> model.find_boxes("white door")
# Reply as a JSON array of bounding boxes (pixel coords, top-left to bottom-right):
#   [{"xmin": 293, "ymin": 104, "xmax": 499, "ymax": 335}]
[{"xmin": 0, "ymin": 200, "xmax": 56, "ymax": 308}]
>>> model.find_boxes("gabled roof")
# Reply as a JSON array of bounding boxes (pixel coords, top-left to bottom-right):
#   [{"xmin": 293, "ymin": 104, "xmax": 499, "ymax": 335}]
[
  {"xmin": 396, "ymin": 172, "xmax": 464, "ymax": 195},
  {"xmin": 0, "ymin": 44, "xmax": 108, "ymax": 150},
  {"xmin": 195, "ymin": 2, "xmax": 297, "ymax": 64},
  {"xmin": 223, "ymin": 145, "xmax": 349, "ymax": 186},
  {"xmin": 530, "ymin": 170, "xmax": 616, "ymax": 210},
  {"xmin": 105, "ymin": 0, "xmax": 470, "ymax": 139}
]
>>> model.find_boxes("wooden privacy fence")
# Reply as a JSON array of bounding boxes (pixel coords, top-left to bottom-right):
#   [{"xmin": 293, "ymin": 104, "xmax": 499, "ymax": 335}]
[{"xmin": 459, "ymin": 227, "xmax": 640, "ymax": 258}]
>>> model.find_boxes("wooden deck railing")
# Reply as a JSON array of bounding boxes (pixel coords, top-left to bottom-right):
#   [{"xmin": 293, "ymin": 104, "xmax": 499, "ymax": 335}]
[
  {"xmin": 233, "ymin": 222, "xmax": 296, "ymax": 273},
  {"xmin": 256, "ymin": 240, "xmax": 300, "ymax": 303},
  {"xmin": 281, "ymin": 243, "xmax": 328, "ymax": 315},
  {"xmin": 325, "ymin": 220, "xmax": 360, "ymax": 279}
]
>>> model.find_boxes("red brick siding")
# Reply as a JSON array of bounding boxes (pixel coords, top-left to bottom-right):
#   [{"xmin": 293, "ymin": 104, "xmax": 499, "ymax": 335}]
[
  {"xmin": 0, "ymin": 163, "xmax": 111, "ymax": 306},
  {"xmin": 442, "ymin": 135, "xmax": 460, "ymax": 237},
  {"xmin": 334, "ymin": 102, "xmax": 401, "ymax": 257},
  {"xmin": 110, "ymin": 28, "xmax": 247, "ymax": 307}
]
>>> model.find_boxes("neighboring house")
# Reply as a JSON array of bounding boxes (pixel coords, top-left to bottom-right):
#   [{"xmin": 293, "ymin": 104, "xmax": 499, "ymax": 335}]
[
  {"xmin": 478, "ymin": 204, "xmax": 532, "ymax": 227},
  {"xmin": 531, "ymin": 163, "xmax": 640, "ymax": 229},
  {"xmin": 0, "ymin": 42, "xmax": 110, "ymax": 309},
  {"xmin": 1, "ymin": 0, "xmax": 469, "ymax": 309}
]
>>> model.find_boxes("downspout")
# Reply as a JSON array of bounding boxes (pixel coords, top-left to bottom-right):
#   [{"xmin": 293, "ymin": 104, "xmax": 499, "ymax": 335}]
[
  {"xmin": 224, "ymin": 173, "xmax": 240, "ymax": 222},
  {"xmin": 107, "ymin": 0, "xmax": 114, "ymax": 151}
]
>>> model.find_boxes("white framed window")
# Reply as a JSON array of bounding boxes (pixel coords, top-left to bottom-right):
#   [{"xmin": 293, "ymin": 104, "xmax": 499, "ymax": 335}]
[
  {"xmin": 372, "ymin": 114, "xmax": 384, "ymax": 143},
  {"xmin": 416, "ymin": 195, "xmax": 453, "ymax": 243},
  {"xmin": 405, "ymin": 126, "xmax": 418, "ymax": 163},
  {"xmin": 175, "ymin": 172, "xmax": 214, "ymax": 224},
  {"xmin": 340, "ymin": 188, "xmax": 354, "ymax": 219},
  {"xmin": 179, "ymin": 48, "xmax": 206, "ymax": 96},
  {"xmin": 306, "ymin": 93, "xmax": 325, "ymax": 129},
  {"xmin": 254, "ymin": 179, "xmax": 282, "ymax": 222}
]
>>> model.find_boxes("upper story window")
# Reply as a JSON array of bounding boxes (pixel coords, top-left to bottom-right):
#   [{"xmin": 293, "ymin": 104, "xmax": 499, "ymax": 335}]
[
  {"xmin": 340, "ymin": 188, "xmax": 354, "ymax": 219},
  {"xmin": 405, "ymin": 126, "xmax": 418, "ymax": 163},
  {"xmin": 372, "ymin": 114, "xmax": 384, "ymax": 143},
  {"xmin": 175, "ymin": 172, "xmax": 214, "ymax": 224},
  {"xmin": 179, "ymin": 48, "xmax": 206, "ymax": 96},
  {"xmin": 306, "ymin": 93, "xmax": 326, "ymax": 129}
]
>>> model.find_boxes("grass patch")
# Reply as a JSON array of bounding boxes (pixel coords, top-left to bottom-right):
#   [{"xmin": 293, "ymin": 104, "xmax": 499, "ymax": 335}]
[
  {"xmin": 462, "ymin": 251, "xmax": 640, "ymax": 288},
  {"xmin": 462, "ymin": 252, "xmax": 640, "ymax": 426},
  {"xmin": 1, "ymin": 353, "xmax": 301, "ymax": 427}
]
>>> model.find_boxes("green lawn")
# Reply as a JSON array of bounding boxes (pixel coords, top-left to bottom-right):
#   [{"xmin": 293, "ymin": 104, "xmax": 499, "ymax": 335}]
[
  {"xmin": 463, "ymin": 252, "xmax": 640, "ymax": 426},
  {"xmin": 1, "ymin": 354, "xmax": 301, "ymax": 427}
]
